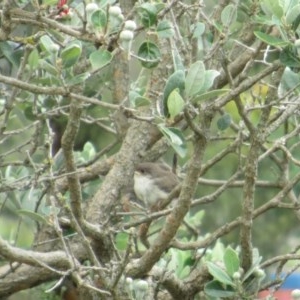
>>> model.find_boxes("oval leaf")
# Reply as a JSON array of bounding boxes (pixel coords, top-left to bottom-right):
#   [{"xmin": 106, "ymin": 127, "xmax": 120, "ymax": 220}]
[
  {"xmin": 163, "ymin": 70, "xmax": 185, "ymax": 116},
  {"xmin": 157, "ymin": 20, "xmax": 174, "ymax": 38},
  {"xmin": 279, "ymin": 67, "xmax": 300, "ymax": 96},
  {"xmin": 185, "ymin": 61, "xmax": 205, "ymax": 98},
  {"xmin": 254, "ymin": 31, "xmax": 289, "ymax": 47},
  {"xmin": 193, "ymin": 89, "xmax": 230, "ymax": 102},
  {"xmin": 135, "ymin": 96, "xmax": 151, "ymax": 107},
  {"xmin": 138, "ymin": 3, "xmax": 157, "ymax": 27},
  {"xmin": 199, "ymin": 70, "xmax": 220, "ymax": 94},
  {"xmin": 261, "ymin": 0, "xmax": 283, "ymax": 19},
  {"xmin": 206, "ymin": 262, "xmax": 234, "ymax": 286},
  {"xmin": 224, "ymin": 247, "xmax": 240, "ymax": 277},
  {"xmin": 137, "ymin": 42, "xmax": 161, "ymax": 69},
  {"xmin": 280, "ymin": 45, "xmax": 300, "ymax": 67},
  {"xmin": 286, "ymin": 4, "xmax": 300, "ymax": 25},
  {"xmin": 204, "ymin": 280, "xmax": 236, "ymax": 298},
  {"xmin": 159, "ymin": 125, "xmax": 183, "ymax": 145},
  {"xmin": 61, "ymin": 43, "xmax": 82, "ymax": 68},
  {"xmin": 66, "ymin": 72, "xmax": 90, "ymax": 86},
  {"xmin": 158, "ymin": 125, "xmax": 187, "ymax": 158},
  {"xmin": 172, "ymin": 46, "xmax": 185, "ymax": 72},
  {"xmin": 91, "ymin": 9, "xmax": 107, "ymax": 29},
  {"xmin": 217, "ymin": 114, "xmax": 231, "ymax": 131},
  {"xmin": 28, "ymin": 48, "xmax": 39, "ymax": 70},
  {"xmin": 221, "ymin": 4, "xmax": 237, "ymax": 26},
  {"xmin": 192, "ymin": 22, "xmax": 205, "ymax": 38},
  {"xmin": 39, "ymin": 59, "xmax": 58, "ymax": 76},
  {"xmin": 89, "ymin": 49, "xmax": 112, "ymax": 70},
  {"xmin": 17, "ymin": 209, "xmax": 48, "ymax": 224},
  {"xmin": 167, "ymin": 89, "xmax": 185, "ymax": 118},
  {"xmin": 39, "ymin": 35, "xmax": 56, "ymax": 54}
]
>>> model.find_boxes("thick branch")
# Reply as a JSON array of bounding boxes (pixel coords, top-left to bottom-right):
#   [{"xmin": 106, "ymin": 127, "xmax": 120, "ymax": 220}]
[
  {"xmin": 127, "ymin": 112, "xmax": 210, "ymax": 277},
  {"xmin": 61, "ymin": 99, "xmax": 83, "ymax": 221}
]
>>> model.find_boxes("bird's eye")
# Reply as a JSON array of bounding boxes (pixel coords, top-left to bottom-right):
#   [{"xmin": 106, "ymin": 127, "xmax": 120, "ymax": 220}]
[{"xmin": 140, "ymin": 168, "xmax": 145, "ymax": 174}]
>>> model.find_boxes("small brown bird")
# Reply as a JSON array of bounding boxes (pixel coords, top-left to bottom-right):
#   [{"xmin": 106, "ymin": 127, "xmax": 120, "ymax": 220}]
[{"xmin": 134, "ymin": 162, "xmax": 179, "ymax": 209}]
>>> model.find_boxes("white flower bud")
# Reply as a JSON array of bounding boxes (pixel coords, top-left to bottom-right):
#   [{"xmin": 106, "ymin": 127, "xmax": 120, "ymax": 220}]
[
  {"xmin": 109, "ymin": 6, "xmax": 122, "ymax": 17},
  {"xmin": 233, "ymin": 272, "xmax": 241, "ymax": 280},
  {"xmin": 120, "ymin": 30, "xmax": 134, "ymax": 41},
  {"xmin": 124, "ymin": 20, "xmax": 137, "ymax": 31},
  {"xmin": 86, "ymin": 3, "xmax": 99, "ymax": 13},
  {"xmin": 118, "ymin": 14, "xmax": 124, "ymax": 22},
  {"xmin": 253, "ymin": 267, "xmax": 265, "ymax": 279},
  {"xmin": 295, "ymin": 39, "xmax": 300, "ymax": 48},
  {"xmin": 135, "ymin": 280, "xmax": 148, "ymax": 291},
  {"xmin": 292, "ymin": 289, "xmax": 300, "ymax": 300},
  {"xmin": 119, "ymin": 30, "xmax": 134, "ymax": 57},
  {"xmin": 126, "ymin": 277, "xmax": 133, "ymax": 284},
  {"xmin": 295, "ymin": 40, "xmax": 300, "ymax": 56}
]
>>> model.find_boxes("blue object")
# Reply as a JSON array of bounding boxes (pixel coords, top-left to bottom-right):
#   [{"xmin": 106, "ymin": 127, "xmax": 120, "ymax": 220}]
[{"xmin": 271, "ymin": 273, "xmax": 300, "ymax": 289}]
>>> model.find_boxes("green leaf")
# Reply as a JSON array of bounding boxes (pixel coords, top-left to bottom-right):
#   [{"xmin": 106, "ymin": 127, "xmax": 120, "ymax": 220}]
[
  {"xmin": 204, "ymin": 280, "xmax": 236, "ymax": 298},
  {"xmin": 39, "ymin": 59, "xmax": 58, "ymax": 76},
  {"xmin": 137, "ymin": 42, "xmax": 161, "ymax": 69},
  {"xmin": 223, "ymin": 247, "xmax": 240, "ymax": 277},
  {"xmin": 116, "ymin": 232, "xmax": 129, "ymax": 250},
  {"xmin": 167, "ymin": 89, "xmax": 185, "ymax": 118},
  {"xmin": 7, "ymin": 191, "xmax": 22, "ymax": 209},
  {"xmin": 157, "ymin": 20, "xmax": 174, "ymax": 38},
  {"xmin": 158, "ymin": 125, "xmax": 187, "ymax": 158},
  {"xmin": 186, "ymin": 210, "xmax": 205, "ymax": 227},
  {"xmin": 252, "ymin": 248, "xmax": 263, "ymax": 266},
  {"xmin": 206, "ymin": 262, "xmax": 235, "ymax": 286},
  {"xmin": 28, "ymin": 48, "xmax": 39, "ymax": 70},
  {"xmin": 0, "ymin": 42, "xmax": 20, "ymax": 68},
  {"xmin": 159, "ymin": 125, "xmax": 183, "ymax": 145},
  {"xmin": 193, "ymin": 89, "xmax": 230, "ymax": 102},
  {"xmin": 185, "ymin": 63, "xmax": 219, "ymax": 99},
  {"xmin": 138, "ymin": 3, "xmax": 157, "ymax": 27},
  {"xmin": 89, "ymin": 49, "xmax": 113, "ymax": 70},
  {"xmin": 210, "ymin": 240, "xmax": 226, "ymax": 261},
  {"xmin": 292, "ymin": 13, "xmax": 300, "ymax": 31},
  {"xmin": 163, "ymin": 70, "xmax": 185, "ymax": 115},
  {"xmin": 200, "ymin": 70, "xmax": 220, "ymax": 94},
  {"xmin": 192, "ymin": 22, "xmax": 205, "ymax": 38},
  {"xmin": 91, "ymin": 9, "xmax": 107, "ymax": 29},
  {"xmin": 286, "ymin": 4, "xmax": 300, "ymax": 25},
  {"xmin": 17, "ymin": 209, "xmax": 48, "ymax": 224},
  {"xmin": 24, "ymin": 105, "xmax": 36, "ymax": 121},
  {"xmin": 221, "ymin": 4, "xmax": 237, "ymax": 26},
  {"xmin": 253, "ymin": 14, "xmax": 278, "ymax": 26},
  {"xmin": 129, "ymin": 90, "xmax": 151, "ymax": 107},
  {"xmin": 129, "ymin": 90, "xmax": 140, "ymax": 106},
  {"xmin": 217, "ymin": 114, "xmax": 231, "ymax": 131},
  {"xmin": 81, "ymin": 142, "xmax": 96, "ymax": 161},
  {"xmin": 172, "ymin": 46, "xmax": 185, "ymax": 72},
  {"xmin": 279, "ymin": 67, "xmax": 300, "ymax": 95},
  {"xmin": 66, "ymin": 72, "xmax": 90, "ymax": 86},
  {"xmin": 185, "ymin": 61, "xmax": 205, "ymax": 98},
  {"xmin": 280, "ymin": 45, "xmax": 300, "ymax": 67},
  {"xmin": 261, "ymin": 0, "xmax": 283, "ymax": 19},
  {"xmin": 61, "ymin": 43, "xmax": 82, "ymax": 68},
  {"xmin": 135, "ymin": 96, "xmax": 151, "ymax": 107},
  {"xmin": 254, "ymin": 31, "xmax": 289, "ymax": 47},
  {"xmin": 39, "ymin": 35, "xmax": 56, "ymax": 54},
  {"xmin": 282, "ymin": 0, "xmax": 298, "ymax": 12}
]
